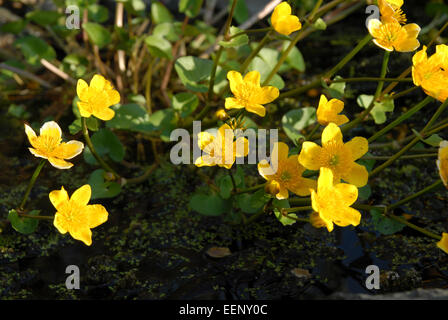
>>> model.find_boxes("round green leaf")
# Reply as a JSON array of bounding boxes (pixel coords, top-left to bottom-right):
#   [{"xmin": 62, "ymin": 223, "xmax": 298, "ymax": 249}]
[{"xmin": 83, "ymin": 22, "xmax": 111, "ymax": 48}]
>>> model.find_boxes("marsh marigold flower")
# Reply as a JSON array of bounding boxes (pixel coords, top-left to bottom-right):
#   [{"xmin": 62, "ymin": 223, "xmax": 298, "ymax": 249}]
[
  {"xmin": 258, "ymin": 142, "xmax": 316, "ymax": 199},
  {"xmin": 195, "ymin": 123, "xmax": 249, "ymax": 169},
  {"xmin": 437, "ymin": 140, "xmax": 448, "ymax": 188},
  {"xmin": 311, "ymin": 167, "xmax": 361, "ymax": 232},
  {"xmin": 24, "ymin": 121, "xmax": 84, "ymax": 169},
  {"xmin": 309, "ymin": 211, "xmax": 326, "ymax": 229},
  {"xmin": 437, "ymin": 233, "xmax": 448, "ymax": 254},
  {"xmin": 316, "ymin": 94, "xmax": 349, "ymax": 126},
  {"xmin": 225, "ymin": 70, "xmax": 279, "ymax": 117},
  {"xmin": 368, "ymin": 18, "xmax": 420, "ymax": 52},
  {"xmin": 378, "ymin": 0, "xmax": 406, "ymax": 25},
  {"xmin": 412, "ymin": 45, "xmax": 448, "ymax": 103},
  {"xmin": 271, "ymin": 2, "xmax": 302, "ymax": 36},
  {"xmin": 76, "ymin": 74, "xmax": 120, "ymax": 121},
  {"xmin": 299, "ymin": 123, "xmax": 369, "ymax": 187},
  {"xmin": 50, "ymin": 184, "xmax": 108, "ymax": 246}
]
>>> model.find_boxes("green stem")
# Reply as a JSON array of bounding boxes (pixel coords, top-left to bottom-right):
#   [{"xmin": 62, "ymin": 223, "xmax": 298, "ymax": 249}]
[
  {"xmin": 329, "ymin": 77, "xmax": 412, "ymax": 83},
  {"xmin": 207, "ymin": 46, "xmax": 223, "ymax": 102},
  {"xmin": 389, "ymin": 86, "xmax": 419, "ymax": 100},
  {"xmin": 239, "ymin": 30, "xmax": 273, "ymax": 74},
  {"xmin": 368, "ymin": 96, "xmax": 433, "ymax": 143},
  {"xmin": 234, "ymin": 183, "xmax": 266, "ymax": 195},
  {"xmin": 279, "ymin": 34, "xmax": 373, "ymax": 99},
  {"xmin": 387, "ymin": 213, "xmax": 441, "ymax": 241},
  {"xmin": 17, "ymin": 213, "xmax": 54, "ymax": 221},
  {"xmin": 289, "ymin": 197, "xmax": 311, "ymax": 206},
  {"xmin": 283, "ymin": 206, "xmax": 313, "ymax": 213},
  {"xmin": 362, "ymin": 153, "xmax": 437, "ymax": 160},
  {"xmin": 19, "ymin": 159, "xmax": 45, "ymax": 210},
  {"xmin": 388, "ymin": 180, "xmax": 443, "ymax": 211},
  {"xmin": 228, "ymin": 169, "xmax": 237, "ymax": 192},
  {"xmin": 370, "ymin": 98, "xmax": 448, "ymax": 177},
  {"xmin": 81, "ymin": 117, "xmax": 120, "ymax": 178},
  {"xmin": 229, "ymin": 27, "xmax": 273, "ymax": 39},
  {"xmin": 343, "ymin": 50, "xmax": 390, "ymax": 133},
  {"xmin": 305, "ymin": 122, "xmax": 320, "ymax": 141}
]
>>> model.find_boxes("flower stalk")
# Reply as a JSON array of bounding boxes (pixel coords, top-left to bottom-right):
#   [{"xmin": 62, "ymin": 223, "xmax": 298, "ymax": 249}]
[{"xmin": 19, "ymin": 159, "xmax": 45, "ymax": 210}]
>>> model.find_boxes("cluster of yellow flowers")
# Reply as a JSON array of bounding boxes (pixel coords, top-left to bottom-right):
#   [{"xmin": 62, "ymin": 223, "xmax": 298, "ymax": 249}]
[
  {"xmin": 23, "ymin": 75, "xmax": 120, "ymax": 245},
  {"xmin": 368, "ymin": 0, "xmax": 420, "ymax": 52}
]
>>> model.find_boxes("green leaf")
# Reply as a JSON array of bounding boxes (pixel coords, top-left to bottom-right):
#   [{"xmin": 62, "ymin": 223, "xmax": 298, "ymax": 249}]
[
  {"xmin": 217, "ymin": 175, "xmax": 233, "ymax": 199},
  {"xmin": 189, "ymin": 193, "xmax": 231, "ymax": 216},
  {"xmin": 8, "ymin": 104, "xmax": 30, "ymax": 119},
  {"xmin": 151, "ymin": 1, "xmax": 173, "ymax": 24},
  {"xmin": 324, "ymin": 76, "xmax": 345, "ymax": 99},
  {"xmin": 26, "ymin": 10, "xmax": 62, "ymax": 26},
  {"xmin": 233, "ymin": 0, "xmax": 249, "ymax": 24},
  {"xmin": 88, "ymin": 169, "xmax": 121, "ymax": 199},
  {"xmin": 237, "ymin": 189, "xmax": 269, "ymax": 214},
  {"xmin": 0, "ymin": 19, "xmax": 27, "ymax": 34},
  {"xmin": 370, "ymin": 208, "xmax": 405, "ymax": 235},
  {"xmin": 14, "ymin": 36, "xmax": 56, "ymax": 65},
  {"xmin": 153, "ymin": 23, "xmax": 181, "ymax": 42},
  {"xmin": 284, "ymin": 41, "xmax": 305, "ymax": 72},
  {"xmin": 272, "ymin": 199, "xmax": 296, "ymax": 226},
  {"xmin": 357, "ymin": 94, "xmax": 394, "ymax": 124},
  {"xmin": 357, "ymin": 154, "xmax": 376, "ymax": 173},
  {"xmin": 358, "ymin": 184, "xmax": 372, "ymax": 201},
  {"xmin": 8, "ymin": 209, "xmax": 40, "ymax": 235},
  {"xmin": 422, "ymin": 134, "xmax": 443, "ymax": 147},
  {"xmin": 248, "ymin": 55, "xmax": 284, "ymax": 89},
  {"xmin": 148, "ymin": 109, "xmax": 178, "ymax": 141},
  {"xmin": 219, "ymin": 26, "xmax": 249, "ymax": 48},
  {"xmin": 282, "ymin": 107, "xmax": 317, "ymax": 145},
  {"xmin": 145, "ymin": 35, "xmax": 173, "ymax": 59},
  {"xmin": 83, "ymin": 129, "xmax": 125, "ymax": 165},
  {"xmin": 69, "ymin": 117, "xmax": 99, "ymax": 135},
  {"xmin": 179, "ymin": 0, "xmax": 204, "ymax": 18},
  {"xmin": 87, "ymin": 4, "xmax": 109, "ymax": 23},
  {"xmin": 174, "ymin": 56, "xmax": 214, "ymax": 92},
  {"xmin": 106, "ymin": 103, "xmax": 154, "ymax": 133},
  {"xmin": 172, "ymin": 92, "xmax": 199, "ymax": 117},
  {"xmin": 83, "ymin": 22, "xmax": 111, "ymax": 48}
]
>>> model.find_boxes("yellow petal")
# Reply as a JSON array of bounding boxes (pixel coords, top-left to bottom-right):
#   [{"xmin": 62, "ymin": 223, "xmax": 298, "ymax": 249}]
[
  {"xmin": 276, "ymin": 185, "xmax": 289, "ymax": 200},
  {"xmin": 272, "ymin": 142, "xmax": 289, "ymax": 161},
  {"xmin": 274, "ymin": 15, "xmax": 301, "ymax": 35},
  {"xmin": 54, "ymin": 141, "xmax": 84, "ymax": 160},
  {"xmin": 245, "ymin": 103, "xmax": 266, "ymax": 117},
  {"xmin": 93, "ymin": 107, "xmax": 115, "ymax": 121},
  {"xmin": 345, "ymin": 136, "xmax": 368, "ymax": 160},
  {"xmin": 76, "ymin": 79, "xmax": 89, "ymax": 101},
  {"xmin": 49, "ymin": 186, "xmax": 69, "ymax": 211},
  {"xmin": 272, "ymin": 2, "xmax": 291, "ymax": 20},
  {"xmin": 258, "ymin": 159, "xmax": 273, "ymax": 180},
  {"xmin": 48, "ymin": 157, "xmax": 73, "ymax": 169},
  {"xmin": 227, "ymin": 71, "xmax": 244, "ymax": 95},
  {"xmin": 85, "ymin": 204, "xmax": 108, "ymax": 229},
  {"xmin": 298, "ymin": 142, "xmax": 322, "ymax": 170},
  {"xmin": 243, "ymin": 71, "xmax": 261, "ymax": 86},
  {"xmin": 332, "ymin": 207, "xmax": 361, "ymax": 228},
  {"xmin": 225, "ymin": 97, "xmax": 245, "ymax": 110},
  {"xmin": 90, "ymin": 74, "xmax": 106, "ymax": 91},
  {"xmin": 289, "ymin": 177, "xmax": 316, "ymax": 197},
  {"xmin": 70, "ymin": 184, "xmax": 92, "ymax": 207},
  {"xmin": 234, "ymin": 137, "xmax": 249, "ymax": 157},
  {"xmin": 322, "ymin": 123, "xmax": 343, "ymax": 147},
  {"xmin": 77, "ymin": 101, "xmax": 93, "ymax": 118},
  {"xmin": 437, "ymin": 233, "xmax": 448, "ymax": 254},
  {"xmin": 255, "ymin": 86, "xmax": 280, "ymax": 104},
  {"xmin": 395, "ymin": 24, "xmax": 421, "ymax": 52},
  {"xmin": 40, "ymin": 121, "xmax": 62, "ymax": 141},
  {"xmin": 334, "ymin": 114, "xmax": 349, "ymax": 126},
  {"xmin": 24, "ymin": 124, "xmax": 37, "ymax": 147},
  {"xmin": 368, "ymin": 19, "xmax": 383, "ymax": 39},
  {"xmin": 334, "ymin": 183, "xmax": 358, "ymax": 206},
  {"xmin": 107, "ymin": 89, "xmax": 120, "ymax": 106},
  {"xmin": 53, "ymin": 213, "xmax": 68, "ymax": 234},
  {"xmin": 69, "ymin": 227, "xmax": 93, "ymax": 246},
  {"xmin": 197, "ymin": 132, "xmax": 214, "ymax": 150},
  {"xmin": 28, "ymin": 148, "xmax": 48, "ymax": 159},
  {"xmin": 317, "ymin": 167, "xmax": 334, "ymax": 195},
  {"xmin": 344, "ymin": 162, "xmax": 369, "ymax": 187},
  {"xmin": 194, "ymin": 155, "xmax": 215, "ymax": 167}
]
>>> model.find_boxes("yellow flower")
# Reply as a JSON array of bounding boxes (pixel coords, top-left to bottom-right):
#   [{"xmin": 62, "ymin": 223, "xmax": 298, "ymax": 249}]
[
  {"xmin": 271, "ymin": 2, "xmax": 302, "ymax": 36},
  {"xmin": 225, "ymin": 70, "xmax": 279, "ymax": 117},
  {"xmin": 215, "ymin": 109, "xmax": 229, "ymax": 121},
  {"xmin": 299, "ymin": 123, "xmax": 369, "ymax": 187},
  {"xmin": 437, "ymin": 233, "xmax": 448, "ymax": 254},
  {"xmin": 316, "ymin": 94, "xmax": 349, "ymax": 126},
  {"xmin": 258, "ymin": 142, "xmax": 316, "ymax": 199},
  {"xmin": 378, "ymin": 0, "xmax": 406, "ymax": 25},
  {"xmin": 49, "ymin": 185, "xmax": 108, "ymax": 246},
  {"xmin": 24, "ymin": 121, "xmax": 84, "ymax": 169},
  {"xmin": 311, "ymin": 167, "xmax": 361, "ymax": 232},
  {"xmin": 309, "ymin": 211, "xmax": 327, "ymax": 229},
  {"xmin": 195, "ymin": 123, "xmax": 249, "ymax": 169},
  {"xmin": 368, "ymin": 18, "xmax": 420, "ymax": 52},
  {"xmin": 76, "ymin": 74, "xmax": 120, "ymax": 121},
  {"xmin": 437, "ymin": 140, "xmax": 448, "ymax": 188},
  {"xmin": 412, "ymin": 45, "xmax": 448, "ymax": 103}
]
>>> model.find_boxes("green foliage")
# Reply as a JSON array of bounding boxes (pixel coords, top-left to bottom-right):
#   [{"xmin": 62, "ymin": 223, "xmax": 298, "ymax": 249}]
[
  {"xmin": 179, "ymin": 0, "xmax": 204, "ymax": 18},
  {"xmin": 145, "ymin": 35, "xmax": 173, "ymax": 59},
  {"xmin": 7, "ymin": 209, "xmax": 40, "ymax": 235},
  {"xmin": 273, "ymin": 199, "xmax": 296, "ymax": 226},
  {"xmin": 172, "ymin": 92, "xmax": 199, "ymax": 118},
  {"xmin": 282, "ymin": 107, "xmax": 317, "ymax": 145},
  {"xmin": 69, "ymin": 117, "xmax": 99, "ymax": 135},
  {"xmin": 217, "ymin": 175, "xmax": 233, "ymax": 199},
  {"xmin": 88, "ymin": 169, "xmax": 122, "ymax": 199},
  {"xmin": 87, "ymin": 4, "xmax": 109, "ymax": 23},
  {"xmin": 189, "ymin": 193, "xmax": 231, "ymax": 216},
  {"xmin": 83, "ymin": 22, "xmax": 112, "ymax": 48},
  {"xmin": 219, "ymin": 26, "xmax": 249, "ymax": 48},
  {"xmin": 236, "ymin": 189, "xmax": 269, "ymax": 214},
  {"xmin": 175, "ymin": 56, "xmax": 214, "ymax": 92},
  {"xmin": 0, "ymin": 19, "xmax": 27, "ymax": 34},
  {"xmin": 233, "ymin": 0, "xmax": 249, "ymax": 24},
  {"xmin": 151, "ymin": 1, "xmax": 174, "ymax": 24},
  {"xmin": 284, "ymin": 41, "xmax": 306, "ymax": 72},
  {"xmin": 26, "ymin": 10, "xmax": 62, "ymax": 26},
  {"xmin": 14, "ymin": 36, "xmax": 56, "ymax": 65},
  {"xmin": 357, "ymin": 94, "xmax": 394, "ymax": 124},
  {"xmin": 83, "ymin": 129, "xmax": 125, "ymax": 165},
  {"xmin": 370, "ymin": 208, "xmax": 405, "ymax": 235}
]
